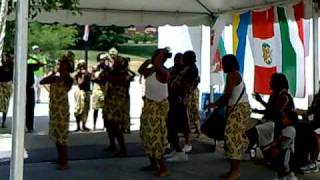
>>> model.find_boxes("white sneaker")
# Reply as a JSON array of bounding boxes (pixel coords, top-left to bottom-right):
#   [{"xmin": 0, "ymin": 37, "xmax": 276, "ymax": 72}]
[
  {"xmin": 286, "ymin": 172, "xmax": 298, "ymax": 180},
  {"xmin": 182, "ymin": 144, "xmax": 192, "ymax": 153},
  {"xmin": 166, "ymin": 152, "xmax": 188, "ymax": 162},
  {"xmin": 300, "ymin": 162, "xmax": 319, "ymax": 173}
]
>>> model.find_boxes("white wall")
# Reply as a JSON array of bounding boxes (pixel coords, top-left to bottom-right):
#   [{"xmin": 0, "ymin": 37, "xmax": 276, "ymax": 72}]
[{"xmin": 158, "ymin": 25, "xmax": 211, "ymax": 97}]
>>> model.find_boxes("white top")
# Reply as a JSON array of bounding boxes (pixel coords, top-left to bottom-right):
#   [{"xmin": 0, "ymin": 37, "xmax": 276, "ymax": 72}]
[
  {"xmin": 145, "ymin": 73, "xmax": 168, "ymax": 102},
  {"xmin": 228, "ymin": 80, "xmax": 249, "ymax": 106},
  {"xmin": 281, "ymin": 126, "xmax": 296, "ymax": 152}
]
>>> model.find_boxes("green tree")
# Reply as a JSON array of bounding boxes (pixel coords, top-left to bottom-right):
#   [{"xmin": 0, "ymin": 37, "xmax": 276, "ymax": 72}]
[
  {"xmin": 7, "ymin": 0, "xmax": 80, "ymax": 18},
  {"xmin": 28, "ymin": 22, "xmax": 78, "ymax": 59}
]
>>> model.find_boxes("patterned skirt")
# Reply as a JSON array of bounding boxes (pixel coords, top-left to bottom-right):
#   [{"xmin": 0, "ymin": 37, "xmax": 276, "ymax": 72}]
[
  {"xmin": 49, "ymin": 82, "xmax": 70, "ymax": 145},
  {"xmin": 140, "ymin": 98, "xmax": 169, "ymax": 159},
  {"xmin": 0, "ymin": 82, "xmax": 12, "ymax": 113},
  {"xmin": 225, "ymin": 102, "xmax": 251, "ymax": 160},
  {"xmin": 103, "ymin": 85, "xmax": 129, "ymax": 129},
  {"xmin": 186, "ymin": 89, "xmax": 200, "ymax": 130},
  {"xmin": 74, "ymin": 89, "xmax": 91, "ymax": 123},
  {"xmin": 91, "ymin": 83, "xmax": 104, "ymax": 110}
]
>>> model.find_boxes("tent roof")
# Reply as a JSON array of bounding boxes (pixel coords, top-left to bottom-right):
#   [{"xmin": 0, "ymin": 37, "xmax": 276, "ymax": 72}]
[{"xmin": 34, "ymin": 0, "xmax": 295, "ymax": 26}]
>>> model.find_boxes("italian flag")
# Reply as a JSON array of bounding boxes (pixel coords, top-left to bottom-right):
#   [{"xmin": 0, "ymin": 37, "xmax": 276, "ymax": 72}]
[{"xmin": 250, "ymin": 2, "xmax": 306, "ymax": 97}]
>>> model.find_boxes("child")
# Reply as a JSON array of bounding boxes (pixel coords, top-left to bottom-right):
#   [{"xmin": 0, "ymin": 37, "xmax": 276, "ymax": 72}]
[
  {"xmin": 265, "ymin": 109, "xmax": 297, "ymax": 180},
  {"xmin": 40, "ymin": 55, "xmax": 74, "ymax": 170},
  {"xmin": 74, "ymin": 60, "xmax": 91, "ymax": 131}
]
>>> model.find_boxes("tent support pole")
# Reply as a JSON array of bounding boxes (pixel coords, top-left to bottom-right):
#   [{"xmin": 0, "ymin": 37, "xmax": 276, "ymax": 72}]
[
  {"xmin": 10, "ymin": 0, "xmax": 29, "ymax": 180},
  {"xmin": 313, "ymin": 2, "xmax": 319, "ymax": 97}
]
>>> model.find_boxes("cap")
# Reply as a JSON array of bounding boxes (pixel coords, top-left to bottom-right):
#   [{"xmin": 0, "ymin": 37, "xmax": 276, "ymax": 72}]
[{"xmin": 32, "ymin": 45, "xmax": 40, "ymax": 51}]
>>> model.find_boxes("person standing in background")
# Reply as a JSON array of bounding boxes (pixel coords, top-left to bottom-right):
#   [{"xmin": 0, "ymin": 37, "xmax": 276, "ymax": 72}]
[
  {"xmin": 0, "ymin": 53, "xmax": 14, "ymax": 128},
  {"xmin": 26, "ymin": 54, "xmax": 44, "ymax": 133},
  {"xmin": 29, "ymin": 45, "xmax": 47, "ymax": 103}
]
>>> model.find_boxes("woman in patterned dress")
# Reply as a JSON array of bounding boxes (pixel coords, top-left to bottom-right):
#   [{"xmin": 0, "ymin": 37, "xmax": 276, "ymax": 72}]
[
  {"xmin": 139, "ymin": 48, "xmax": 170, "ymax": 177},
  {"xmin": 91, "ymin": 53, "xmax": 110, "ymax": 130},
  {"xmin": 101, "ymin": 56, "xmax": 131, "ymax": 157},
  {"xmin": 40, "ymin": 55, "xmax": 74, "ymax": 170},
  {"xmin": 208, "ymin": 54, "xmax": 251, "ymax": 180},
  {"xmin": 74, "ymin": 60, "xmax": 91, "ymax": 131},
  {"xmin": 0, "ymin": 53, "xmax": 14, "ymax": 128}
]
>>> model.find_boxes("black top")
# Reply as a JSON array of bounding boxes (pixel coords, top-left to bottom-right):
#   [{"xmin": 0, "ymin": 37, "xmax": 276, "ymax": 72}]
[
  {"xmin": 0, "ymin": 64, "xmax": 13, "ymax": 82},
  {"xmin": 75, "ymin": 72, "xmax": 91, "ymax": 92},
  {"xmin": 27, "ymin": 64, "xmax": 41, "ymax": 88}
]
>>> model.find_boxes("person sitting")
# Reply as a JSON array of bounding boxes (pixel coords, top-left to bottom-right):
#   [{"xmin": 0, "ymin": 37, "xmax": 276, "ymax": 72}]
[
  {"xmin": 263, "ymin": 109, "xmax": 298, "ymax": 180},
  {"xmin": 295, "ymin": 83, "xmax": 320, "ymax": 174},
  {"xmin": 246, "ymin": 73, "xmax": 295, "ymax": 153}
]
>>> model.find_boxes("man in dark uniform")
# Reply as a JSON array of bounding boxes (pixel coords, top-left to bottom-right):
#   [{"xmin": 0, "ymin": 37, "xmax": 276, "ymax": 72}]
[{"xmin": 26, "ymin": 56, "xmax": 44, "ymax": 133}]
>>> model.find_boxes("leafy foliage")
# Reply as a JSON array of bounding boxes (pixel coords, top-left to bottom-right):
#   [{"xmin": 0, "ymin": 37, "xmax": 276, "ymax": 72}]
[
  {"xmin": 28, "ymin": 22, "xmax": 78, "ymax": 59},
  {"xmin": 6, "ymin": 0, "xmax": 80, "ymax": 18}
]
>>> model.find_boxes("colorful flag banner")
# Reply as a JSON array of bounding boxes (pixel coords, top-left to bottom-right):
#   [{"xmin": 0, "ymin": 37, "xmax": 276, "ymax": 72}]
[
  {"xmin": 232, "ymin": 11, "xmax": 250, "ymax": 75},
  {"xmin": 249, "ymin": 1, "xmax": 306, "ymax": 97}
]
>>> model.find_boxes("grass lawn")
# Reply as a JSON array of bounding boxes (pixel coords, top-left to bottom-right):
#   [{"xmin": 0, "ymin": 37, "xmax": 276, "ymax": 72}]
[{"xmin": 71, "ymin": 50, "xmax": 148, "ymax": 73}]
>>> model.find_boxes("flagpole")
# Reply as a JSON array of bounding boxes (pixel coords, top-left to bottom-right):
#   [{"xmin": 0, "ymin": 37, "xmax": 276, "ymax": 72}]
[
  {"xmin": 84, "ymin": 40, "xmax": 88, "ymax": 69},
  {"xmin": 10, "ymin": 0, "xmax": 28, "ymax": 179},
  {"xmin": 313, "ymin": 1, "xmax": 319, "ymax": 97}
]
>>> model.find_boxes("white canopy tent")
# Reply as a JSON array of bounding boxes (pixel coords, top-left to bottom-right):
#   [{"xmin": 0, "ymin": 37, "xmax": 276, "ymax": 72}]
[
  {"xmin": 10, "ymin": 0, "xmax": 320, "ymax": 180},
  {"xmin": 33, "ymin": 0, "xmax": 299, "ymax": 26}
]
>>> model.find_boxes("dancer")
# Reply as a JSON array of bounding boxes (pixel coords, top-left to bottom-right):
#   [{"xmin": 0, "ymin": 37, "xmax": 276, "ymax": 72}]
[
  {"xmin": 40, "ymin": 55, "xmax": 74, "ymax": 170},
  {"xmin": 74, "ymin": 60, "xmax": 91, "ymax": 132},
  {"xmin": 139, "ymin": 48, "xmax": 171, "ymax": 177}
]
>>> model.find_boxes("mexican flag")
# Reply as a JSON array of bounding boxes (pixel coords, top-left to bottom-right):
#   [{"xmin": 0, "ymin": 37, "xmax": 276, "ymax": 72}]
[{"xmin": 250, "ymin": 2, "xmax": 306, "ymax": 97}]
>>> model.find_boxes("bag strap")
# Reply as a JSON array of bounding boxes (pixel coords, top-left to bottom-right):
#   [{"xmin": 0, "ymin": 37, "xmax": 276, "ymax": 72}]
[{"xmin": 229, "ymin": 85, "xmax": 246, "ymax": 112}]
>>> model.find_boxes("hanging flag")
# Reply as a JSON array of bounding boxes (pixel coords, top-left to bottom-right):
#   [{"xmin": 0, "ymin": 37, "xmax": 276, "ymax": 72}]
[
  {"xmin": 250, "ymin": 2, "xmax": 306, "ymax": 97},
  {"xmin": 83, "ymin": 25, "xmax": 90, "ymax": 42},
  {"xmin": 213, "ymin": 37, "xmax": 226, "ymax": 73},
  {"xmin": 232, "ymin": 11, "xmax": 250, "ymax": 75},
  {"xmin": 250, "ymin": 7, "xmax": 280, "ymax": 94},
  {"xmin": 277, "ymin": 2, "xmax": 305, "ymax": 97}
]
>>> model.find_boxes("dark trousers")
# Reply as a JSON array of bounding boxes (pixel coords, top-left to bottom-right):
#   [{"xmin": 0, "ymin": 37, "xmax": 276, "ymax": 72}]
[
  {"xmin": 167, "ymin": 95, "xmax": 190, "ymax": 151},
  {"xmin": 26, "ymin": 87, "xmax": 35, "ymax": 131}
]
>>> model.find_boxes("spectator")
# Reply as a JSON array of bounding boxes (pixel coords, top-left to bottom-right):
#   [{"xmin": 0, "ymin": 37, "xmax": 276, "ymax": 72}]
[
  {"xmin": 247, "ymin": 73, "xmax": 295, "ymax": 151},
  {"xmin": 264, "ymin": 109, "xmax": 297, "ymax": 180},
  {"xmin": 26, "ymin": 54, "xmax": 44, "ymax": 133},
  {"xmin": 29, "ymin": 45, "xmax": 47, "ymax": 103}
]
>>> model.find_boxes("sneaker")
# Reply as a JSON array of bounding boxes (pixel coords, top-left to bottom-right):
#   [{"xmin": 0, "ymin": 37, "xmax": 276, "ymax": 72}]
[
  {"xmin": 182, "ymin": 144, "xmax": 192, "ymax": 153},
  {"xmin": 166, "ymin": 152, "xmax": 188, "ymax": 162},
  {"xmin": 300, "ymin": 163, "xmax": 318, "ymax": 172},
  {"xmin": 303, "ymin": 163, "xmax": 319, "ymax": 174},
  {"xmin": 286, "ymin": 172, "xmax": 298, "ymax": 180}
]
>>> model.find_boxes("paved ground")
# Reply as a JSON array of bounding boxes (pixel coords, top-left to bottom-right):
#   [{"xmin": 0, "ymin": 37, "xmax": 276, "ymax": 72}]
[{"xmin": 1, "ymin": 78, "xmax": 320, "ymax": 179}]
